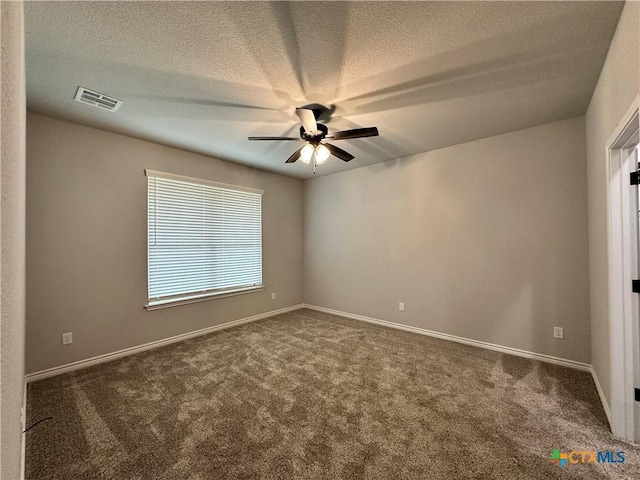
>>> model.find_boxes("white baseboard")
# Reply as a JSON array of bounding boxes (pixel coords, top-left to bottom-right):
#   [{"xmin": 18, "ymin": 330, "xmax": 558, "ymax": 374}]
[
  {"xmin": 303, "ymin": 304, "xmax": 592, "ymax": 372},
  {"xmin": 25, "ymin": 304, "xmax": 304, "ymax": 383},
  {"xmin": 590, "ymin": 366, "xmax": 612, "ymax": 427}
]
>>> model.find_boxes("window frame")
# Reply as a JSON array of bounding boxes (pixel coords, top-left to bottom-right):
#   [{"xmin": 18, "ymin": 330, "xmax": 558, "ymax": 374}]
[{"xmin": 144, "ymin": 170, "xmax": 264, "ymax": 311}]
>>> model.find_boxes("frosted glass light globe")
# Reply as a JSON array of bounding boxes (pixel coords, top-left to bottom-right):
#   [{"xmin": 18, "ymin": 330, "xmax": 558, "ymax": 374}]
[
  {"xmin": 300, "ymin": 144, "xmax": 314, "ymax": 164},
  {"xmin": 315, "ymin": 144, "xmax": 330, "ymax": 164}
]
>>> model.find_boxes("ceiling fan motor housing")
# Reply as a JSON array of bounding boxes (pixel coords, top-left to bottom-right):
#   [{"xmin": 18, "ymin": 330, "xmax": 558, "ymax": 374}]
[{"xmin": 300, "ymin": 123, "xmax": 328, "ymax": 145}]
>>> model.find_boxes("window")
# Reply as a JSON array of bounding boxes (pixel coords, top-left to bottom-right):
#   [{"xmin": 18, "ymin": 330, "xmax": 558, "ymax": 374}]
[{"xmin": 146, "ymin": 170, "xmax": 263, "ymax": 309}]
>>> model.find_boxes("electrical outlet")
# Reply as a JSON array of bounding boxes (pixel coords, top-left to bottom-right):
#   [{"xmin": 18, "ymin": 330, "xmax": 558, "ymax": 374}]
[
  {"xmin": 62, "ymin": 332, "xmax": 73, "ymax": 345},
  {"xmin": 271, "ymin": 292, "xmax": 276, "ymax": 300},
  {"xmin": 553, "ymin": 327, "xmax": 564, "ymax": 339},
  {"xmin": 399, "ymin": 302, "xmax": 405, "ymax": 312}
]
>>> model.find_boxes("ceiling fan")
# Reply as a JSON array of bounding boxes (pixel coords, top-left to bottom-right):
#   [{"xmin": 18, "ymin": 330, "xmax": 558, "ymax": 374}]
[{"xmin": 248, "ymin": 104, "xmax": 379, "ymax": 170}]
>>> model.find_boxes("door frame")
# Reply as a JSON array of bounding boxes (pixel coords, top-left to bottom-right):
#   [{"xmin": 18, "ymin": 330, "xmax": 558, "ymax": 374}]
[{"xmin": 607, "ymin": 95, "xmax": 640, "ymax": 441}]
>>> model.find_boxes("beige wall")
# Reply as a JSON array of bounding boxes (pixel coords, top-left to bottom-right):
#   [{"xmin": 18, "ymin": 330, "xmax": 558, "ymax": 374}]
[
  {"xmin": 26, "ymin": 114, "xmax": 303, "ymax": 374},
  {"xmin": 304, "ymin": 117, "xmax": 590, "ymax": 363},
  {"xmin": 1, "ymin": 1, "xmax": 27, "ymax": 478},
  {"xmin": 585, "ymin": 0, "xmax": 639, "ymax": 407}
]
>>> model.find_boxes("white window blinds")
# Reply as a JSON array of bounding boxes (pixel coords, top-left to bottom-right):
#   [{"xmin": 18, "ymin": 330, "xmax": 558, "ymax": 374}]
[{"xmin": 147, "ymin": 171, "xmax": 263, "ymax": 305}]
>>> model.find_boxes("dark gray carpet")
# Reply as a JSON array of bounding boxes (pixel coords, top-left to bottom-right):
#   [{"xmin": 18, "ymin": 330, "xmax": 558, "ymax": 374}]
[{"xmin": 26, "ymin": 308, "xmax": 640, "ymax": 479}]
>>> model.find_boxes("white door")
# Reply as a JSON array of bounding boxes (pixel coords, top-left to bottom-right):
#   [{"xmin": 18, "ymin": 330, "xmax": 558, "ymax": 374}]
[
  {"xmin": 634, "ymin": 146, "xmax": 640, "ymax": 442},
  {"xmin": 607, "ymin": 105, "xmax": 639, "ymax": 441}
]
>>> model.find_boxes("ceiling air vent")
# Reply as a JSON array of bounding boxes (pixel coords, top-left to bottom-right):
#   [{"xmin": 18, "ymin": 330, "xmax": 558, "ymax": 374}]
[{"xmin": 74, "ymin": 86, "xmax": 122, "ymax": 112}]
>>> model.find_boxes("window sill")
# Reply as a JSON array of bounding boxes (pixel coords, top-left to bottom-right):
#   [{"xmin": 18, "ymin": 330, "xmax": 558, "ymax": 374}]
[{"xmin": 145, "ymin": 285, "xmax": 265, "ymax": 311}]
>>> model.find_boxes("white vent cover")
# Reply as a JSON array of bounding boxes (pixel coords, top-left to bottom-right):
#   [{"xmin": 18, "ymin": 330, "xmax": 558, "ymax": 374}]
[{"xmin": 74, "ymin": 86, "xmax": 122, "ymax": 112}]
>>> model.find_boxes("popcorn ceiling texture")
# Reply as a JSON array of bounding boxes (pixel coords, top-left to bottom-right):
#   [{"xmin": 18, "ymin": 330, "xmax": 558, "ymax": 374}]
[
  {"xmin": 24, "ymin": 1, "xmax": 623, "ymax": 179},
  {"xmin": 26, "ymin": 309, "xmax": 640, "ymax": 479}
]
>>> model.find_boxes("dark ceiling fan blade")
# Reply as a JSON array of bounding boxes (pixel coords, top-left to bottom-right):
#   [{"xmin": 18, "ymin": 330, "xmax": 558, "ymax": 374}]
[
  {"xmin": 299, "ymin": 103, "xmax": 336, "ymax": 123},
  {"xmin": 296, "ymin": 107, "xmax": 319, "ymax": 135},
  {"xmin": 248, "ymin": 136, "xmax": 302, "ymax": 141},
  {"xmin": 324, "ymin": 143, "xmax": 355, "ymax": 162},
  {"xmin": 285, "ymin": 145, "xmax": 306, "ymax": 163},
  {"xmin": 328, "ymin": 127, "xmax": 379, "ymax": 140}
]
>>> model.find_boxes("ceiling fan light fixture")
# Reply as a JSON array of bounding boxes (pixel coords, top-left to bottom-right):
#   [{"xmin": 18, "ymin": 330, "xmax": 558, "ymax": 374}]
[
  {"xmin": 248, "ymin": 105, "xmax": 378, "ymax": 167},
  {"xmin": 315, "ymin": 144, "xmax": 330, "ymax": 164},
  {"xmin": 300, "ymin": 143, "xmax": 314, "ymax": 164}
]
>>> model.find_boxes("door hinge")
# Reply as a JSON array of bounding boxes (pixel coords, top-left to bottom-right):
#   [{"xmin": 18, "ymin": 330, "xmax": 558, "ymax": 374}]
[
  {"xmin": 635, "ymin": 388, "xmax": 640, "ymax": 402},
  {"xmin": 631, "ymin": 171, "xmax": 639, "ymax": 185},
  {"xmin": 633, "ymin": 280, "xmax": 640, "ymax": 293}
]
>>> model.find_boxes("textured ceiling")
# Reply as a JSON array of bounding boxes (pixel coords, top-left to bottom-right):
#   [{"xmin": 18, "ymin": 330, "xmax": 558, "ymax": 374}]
[{"xmin": 25, "ymin": 1, "xmax": 623, "ymax": 179}]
